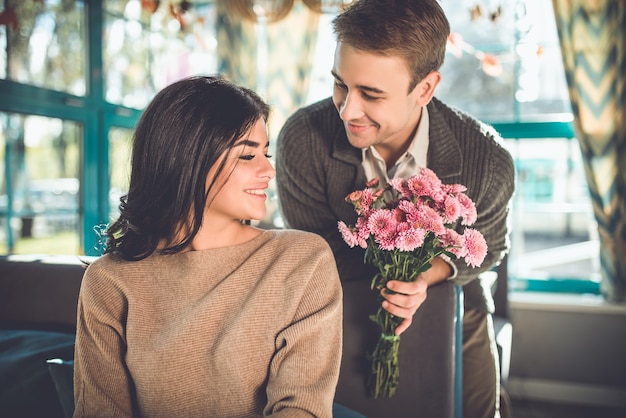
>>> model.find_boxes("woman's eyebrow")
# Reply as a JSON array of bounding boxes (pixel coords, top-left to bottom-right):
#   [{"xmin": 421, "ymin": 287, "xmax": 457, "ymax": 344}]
[{"xmin": 234, "ymin": 139, "xmax": 270, "ymax": 148}]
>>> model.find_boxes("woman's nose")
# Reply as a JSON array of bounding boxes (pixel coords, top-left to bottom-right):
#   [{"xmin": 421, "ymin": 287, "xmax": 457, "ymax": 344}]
[{"xmin": 262, "ymin": 158, "xmax": 276, "ymax": 180}]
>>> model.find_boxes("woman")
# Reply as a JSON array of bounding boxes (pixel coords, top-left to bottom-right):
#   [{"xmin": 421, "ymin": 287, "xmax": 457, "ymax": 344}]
[{"xmin": 73, "ymin": 76, "xmax": 343, "ymax": 417}]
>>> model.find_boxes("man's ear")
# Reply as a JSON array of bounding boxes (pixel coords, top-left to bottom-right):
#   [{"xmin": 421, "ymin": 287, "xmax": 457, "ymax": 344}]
[{"xmin": 413, "ymin": 71, "xmax": 441, "ymax": 106}]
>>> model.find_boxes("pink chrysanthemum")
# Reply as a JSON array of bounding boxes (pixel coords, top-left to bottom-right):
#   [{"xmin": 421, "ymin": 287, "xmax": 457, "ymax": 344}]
[
  {"xmin": 462, "ymin": 228, "xmax": 488, "ymax": 267},
  {"xmin": 376, "ymin": 236, "xmax": 397, "ymax": 251},
  {"xmin": 413, "ymin": 179, "xmax": 446, "ymax": 204},
  {"xmin": 366, "ymin": 178, "xmax": 380, "ymax": 188},
  {"xmin": 438, "ymin": 228, "xmax": 465, "ymax": 258},
  {"xmin": 396, "ymin": 199, "xmax": 416, "ymax": 217},
  {"xmin": 395, "ymin": 227, "xmax": 427, "ymax": 252},
  {"xmin": 363, "ymin": 187, "xmax": 383, "ymax": 209},
  {"xmin": 389, "ymin": 177, "xmax": 411, "ymax": 198},
  {"xmin": 337, "ymin": 221, "xmax": 361, "ymax": 248},
  {"xmin": 427, "ymin": 186, "xmax": 447, "ymax": 205},
  {"xmin": 442, "ymin": 183, "xmax": 467, "ymax": 194},
  {"xmin": 337, "ymin": 169, "xmax": 488, "ymax": 400},
  {"xmin": 367, "ymin": 209, "xmax": 398, "ymax": 241},
  {"xmin": 406, "ymin": 175, "xmax": 428, "ymax": 198},
  {"xmin": 355, "ymin": 216, "xmax": 371, "ymax": 243},
  {"xmin": 406, "ymin": 205, "xmax": 446, "ymax": 235},
  {"xmin": 345, "ymin": 190, "xmax": 366, "ymax": 215},
  {"xmin": 420, "ymin": 167, "xmax": 442, "ymax": 185},
  {"xmin": 345, "ymin": 190, "xmax": 363, "ymax": 204},
  {"xmin": 443, "ymin": 195, "xmax": 462, "ymax": 224},
  {"xmin": 457, "ymin": 193, "xmax": 477, "ymax": 225}
]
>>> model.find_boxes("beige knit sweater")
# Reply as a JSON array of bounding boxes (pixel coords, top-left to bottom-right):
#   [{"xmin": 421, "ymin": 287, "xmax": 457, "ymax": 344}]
[{"xmin": 73, "ymin": 230, "xmax": 343, "ymax": 417}]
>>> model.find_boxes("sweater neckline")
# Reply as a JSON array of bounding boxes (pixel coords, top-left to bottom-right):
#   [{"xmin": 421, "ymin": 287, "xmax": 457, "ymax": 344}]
[{"xmin": 179, "ymin": 229, "xmax": 275, "ymax": 256}]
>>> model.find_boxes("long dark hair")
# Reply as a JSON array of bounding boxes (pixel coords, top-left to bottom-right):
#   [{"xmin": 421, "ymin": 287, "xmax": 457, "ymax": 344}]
[{"xmin": 106, "ymin": 75, "xmax": 270, "ymax": 261}]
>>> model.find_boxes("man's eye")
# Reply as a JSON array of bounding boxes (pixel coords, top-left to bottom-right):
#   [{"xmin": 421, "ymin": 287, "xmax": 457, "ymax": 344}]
[
  {"xmin": 363, "ymin": 93, "xmax": 379, "ymax": 101},
  {"xmin": 334, "ymin": 81, "xmax": 347, "ymax": 90}
]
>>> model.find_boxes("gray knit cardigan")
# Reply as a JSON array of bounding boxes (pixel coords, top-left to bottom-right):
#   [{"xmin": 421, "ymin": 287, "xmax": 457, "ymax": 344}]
[{"xmin": 276, "ymin": 97, "xmax": 515, "ymax": 313}]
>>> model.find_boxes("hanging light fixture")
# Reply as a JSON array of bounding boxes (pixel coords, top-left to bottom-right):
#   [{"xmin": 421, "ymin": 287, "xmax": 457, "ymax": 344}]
[
  {"xmin": 226, "ymin": 0, "xmax": 295, "ymax": 24},
  {"xmin": 302, "ymin": 0, "xmax": 354, "ymax": 14}
]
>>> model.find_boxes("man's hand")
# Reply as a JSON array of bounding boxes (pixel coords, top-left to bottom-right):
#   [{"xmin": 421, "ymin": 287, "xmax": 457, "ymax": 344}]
[
  {"xmin": 380, "ymin": 276, "xmax": 428, "ymax": 335},
  {"xmin": 380, "ymin": 257, "xmax": 453, "ymax": 335}
]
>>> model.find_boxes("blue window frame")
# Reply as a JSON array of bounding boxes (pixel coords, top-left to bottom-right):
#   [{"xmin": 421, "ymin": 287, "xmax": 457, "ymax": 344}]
[
  {"xmin": 0, "ymin": 1, "xmax": 601, "ymax": 295},
  {"xmin": 0, "ymin": 0, "xmax": 216, "ymax": 256}
]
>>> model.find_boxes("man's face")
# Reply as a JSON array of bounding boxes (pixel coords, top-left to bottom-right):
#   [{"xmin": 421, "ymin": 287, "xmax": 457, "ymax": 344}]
[{"xmin": 331, "ymin": 42, "xmax": 424, "ymax": 158}]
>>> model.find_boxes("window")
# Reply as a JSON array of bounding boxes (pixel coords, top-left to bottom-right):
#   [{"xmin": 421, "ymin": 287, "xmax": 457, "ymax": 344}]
[
  {"xmin": 438, "ymin": 0, "xmax": 600, "ymax": 292},
  {"xmin": 107, "ymin": 126, "xmax": 132, "ymax": 220},
  {"xmin": 104, "ymin": 0, "xmax": 219, "ymax": 109},
  {"xmin": 438, "ymin": 0, "xmax": 572, "ymax": 121},
  {"xmin": 0, "ymin": 1, "xmax": 603, "ymax": 291},
  {"xmin": 303, "ymin": 0, "xmax": 600, "ymax": 292},
  {"xmin": 1, "ymin": 0, "xmax": 87, "ymax": 96},
  {"xmin": 0, "ymin": 0, "xmax": 218, "ymax": 256},
  {"xmin": 0, "ymin": 113, "xmax": 82, "ymax": 254}
]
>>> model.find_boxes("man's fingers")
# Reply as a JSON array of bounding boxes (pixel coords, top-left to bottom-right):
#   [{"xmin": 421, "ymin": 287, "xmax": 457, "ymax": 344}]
[
  {"xmin": 394, "ymin": 317, "xmax": 413, "ymax": 335},
  {"xmin": 380, "ymin": 276, "xmax": 428, "ymax": 334},
  {"xmin": 387, "ymin": 276, "xmax": 428, "ymax": 294}
]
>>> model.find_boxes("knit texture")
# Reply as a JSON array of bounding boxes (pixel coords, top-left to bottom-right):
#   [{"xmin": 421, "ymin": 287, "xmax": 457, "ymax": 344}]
[
  {"xmin": 73, "ymin": 229, "xmax": 343, "ymax": 417},
  {"xmin": 276, "ymin": 97, "xmax": 515, "ymax": 313}
]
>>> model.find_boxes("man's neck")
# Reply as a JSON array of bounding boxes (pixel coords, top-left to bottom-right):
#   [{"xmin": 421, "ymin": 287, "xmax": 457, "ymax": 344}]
[
  {"xmin": 373, "ymin": 125, "xmax": 418, "ymax": 168},
  {"xmin": 374, "ymin": 107, "xmax": 423, "ymax": 168}
]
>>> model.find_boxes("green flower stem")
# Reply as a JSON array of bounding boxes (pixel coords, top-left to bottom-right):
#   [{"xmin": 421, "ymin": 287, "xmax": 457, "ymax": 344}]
[
  {"xmin": 365, "ymin": 233, "xmax": 449, "ymax": 398},
  {"xmin": 368, "ymin": 332, "xmax": 401, "ymax": 398}
]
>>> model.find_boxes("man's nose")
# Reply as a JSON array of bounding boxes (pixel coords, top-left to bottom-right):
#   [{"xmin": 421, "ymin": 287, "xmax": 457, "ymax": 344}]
[{"xmin": 338, "ymin": 91, "xmax": 363, "ymax": 121}]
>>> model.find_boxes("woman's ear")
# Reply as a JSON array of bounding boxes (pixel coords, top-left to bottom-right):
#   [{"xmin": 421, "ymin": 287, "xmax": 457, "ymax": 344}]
[{"xmin": 413, "ymin": 71, "xmax": 442, "ymax": 106}]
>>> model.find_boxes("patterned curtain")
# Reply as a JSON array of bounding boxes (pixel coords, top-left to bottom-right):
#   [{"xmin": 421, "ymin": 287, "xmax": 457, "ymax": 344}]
[
  {"xmin": 552, "ymin": 0, "xmax": 626, "ymax": 302},
  {"xmin": 215, "ymin": 1, "xmax": 258, "ymax": 89},
  {"xmin": 215, "ymin": 1, "xmax": 320, "ymax": 142}
]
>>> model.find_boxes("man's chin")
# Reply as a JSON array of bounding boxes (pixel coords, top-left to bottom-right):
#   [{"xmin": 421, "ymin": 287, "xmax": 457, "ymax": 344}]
[{"xmin": 346, "ymin": 133, "xmax": 374, "ymax": 150}]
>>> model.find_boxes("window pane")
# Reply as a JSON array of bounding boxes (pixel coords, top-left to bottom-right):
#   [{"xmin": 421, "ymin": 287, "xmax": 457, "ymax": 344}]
[
  {"xmin": 505, "ymin": 137, "xmax": 600, "ymax": 284},
  {"xmin": 104, "ymin": 0, "xmax": 218, "ymax": 109},
  {"xmin": 108, "ymin": 126, "xmax": 133, "ymax": 221},
  {"xmin": 1, "ymin": 0, "xmax": 87, "ymax": 96},
  {"xmin": 299, "ymin": 1, "xmax": 599, "ymax": 290},
  {"xmin": 0, "ymin": 113, "xmax": 82, "ymax": 254},
  {"xmin": 438, "ymin": 0, "xmax": 571, "ymax": 121}
]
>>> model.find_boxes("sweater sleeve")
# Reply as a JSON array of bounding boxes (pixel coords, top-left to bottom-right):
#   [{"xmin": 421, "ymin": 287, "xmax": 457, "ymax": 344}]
[
  {"xmin": 275, "ymin": 106, "xmax": 334, "ymax": 238},
  {"xmin": 73, "ymin": 259, "xmax": 135, "ymax": 418},
  {"xmin": 452, "ymin": 136, "xmax": 515, "ymax": 287},
  {"xmin": 263, "ymin": 236, "xmax": 343, "ymax": 418},
  {"xmin": 276, "ymin": 103, "xmax": 375, "ymax": 283}
]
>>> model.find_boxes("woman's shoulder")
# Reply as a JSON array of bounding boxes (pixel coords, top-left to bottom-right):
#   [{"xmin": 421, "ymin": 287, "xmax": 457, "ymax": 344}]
[
  {"xmin": 84, "ymin": 253, "xmax": 127, "ymax": 272},
  {"xmin": 265, "ymin": 229, "xmax": 329, "ymax": 247},
  {"xmin": 82, "ymin": 253, "xmax": 151, "ymax": 285},
  {"xmin": 261, "ymin": 229, "xmax": 335, "ymax": 261}
]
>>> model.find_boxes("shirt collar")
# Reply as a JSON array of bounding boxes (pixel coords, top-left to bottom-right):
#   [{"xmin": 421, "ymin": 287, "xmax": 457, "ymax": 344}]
[{"xmin": 361, "ymin": 105, "xmax": 430, "ymax": 178}]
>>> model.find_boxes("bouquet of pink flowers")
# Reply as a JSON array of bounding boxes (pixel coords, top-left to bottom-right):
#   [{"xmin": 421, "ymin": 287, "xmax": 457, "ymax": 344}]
[{"xmin": 337, "ymin": 167, "xmax": 488, "ymax": 398}]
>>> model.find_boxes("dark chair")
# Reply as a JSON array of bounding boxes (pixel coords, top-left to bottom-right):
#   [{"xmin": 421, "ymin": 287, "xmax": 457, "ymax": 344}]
[
  {"xmin": 334, "ymin": 279, "xmax": 457, "ymax": 418},
  {"xmin": 493, "ymin": 255, "xmax": 512, "ymax": 386}
]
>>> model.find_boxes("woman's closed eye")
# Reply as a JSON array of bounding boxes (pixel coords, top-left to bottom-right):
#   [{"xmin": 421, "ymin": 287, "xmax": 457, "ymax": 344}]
[{"xmin": 239, "ymin": 153, "xmax": 272, "ymax": 161}]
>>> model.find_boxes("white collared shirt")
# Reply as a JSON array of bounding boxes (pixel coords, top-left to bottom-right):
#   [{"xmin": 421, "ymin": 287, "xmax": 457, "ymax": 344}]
[{"xmin": 362, "ymin": 106, "xmax": 430, "ymax": 184}]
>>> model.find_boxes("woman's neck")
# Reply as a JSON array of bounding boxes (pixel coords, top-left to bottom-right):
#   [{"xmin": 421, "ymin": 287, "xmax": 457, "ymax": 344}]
[{"xmin": 189, "ymin": 221, "xmax": 263, "ymax": 251}]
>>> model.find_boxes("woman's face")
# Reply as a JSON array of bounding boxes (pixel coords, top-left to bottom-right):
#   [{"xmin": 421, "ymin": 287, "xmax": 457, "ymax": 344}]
[{"xmin": 205, "ymin": 118, "xmax": 275, "ymax": 223}]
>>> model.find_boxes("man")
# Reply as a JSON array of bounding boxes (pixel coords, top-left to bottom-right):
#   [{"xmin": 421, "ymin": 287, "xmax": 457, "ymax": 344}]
[{"xmin": 276, "ymin": 1, "xmax": 515, "ymax": 417}]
